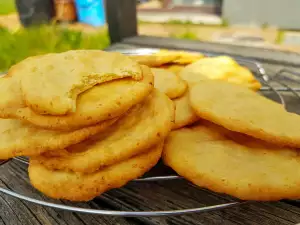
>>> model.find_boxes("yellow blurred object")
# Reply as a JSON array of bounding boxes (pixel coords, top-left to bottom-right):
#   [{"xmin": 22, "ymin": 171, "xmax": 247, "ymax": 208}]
[
  {"xmin": 155, "ymin": 49, "xmax": 205, "ymax": 65},
  {"xmin": 179, "ymin": 56, "xmax": 261, "ymax": 91},
  {"xmin": 159, "ymin": 64, "xmax": 185, "ymax": 74}
]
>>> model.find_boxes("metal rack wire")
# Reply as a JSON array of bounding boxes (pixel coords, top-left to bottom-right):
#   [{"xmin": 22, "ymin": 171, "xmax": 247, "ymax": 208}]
[{"xmin": 1, "ymin": 48, "xmax": 300, "ymax": 217}]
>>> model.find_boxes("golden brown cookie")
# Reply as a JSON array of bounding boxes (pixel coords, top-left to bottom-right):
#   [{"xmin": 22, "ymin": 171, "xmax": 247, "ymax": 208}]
[
  {"xmin": 190, "ymin": 80, "xmax": 300, "ymax": 148},
  {"xmin": 13, "ymin": 65, "xmax": 153, "ymax": 131},
  {"xmin": 130, "ymin": 54, "xmax": 179, "ymax": 67},
  {"xmin": 172, "ymin": 91, "xmax": 199, "ymax": 130},
  {"xmin": 0, "ymin": 75, "xmax": 24, "ymax": 118},
  {"xmin": 179, "ymin": 56, "xmax": 261, "ymax": 91},
  {"xmin": 10, "ymin": 50, "xmax": 143, "ymax": 115},
  {"xmin": 156, "ymin": 49, "xmax": 204, "ymax": 65},
  {"xmin": 163, "ymin": 123, "xmax": 300, "ymax": 201},
  {"xmin": 35, "ymin": 89, "xmax": 174, "ymax": 173},
  {"xmin": 159, "ymin": 64, "xmax": 185, "ymax": 75},
  {"xmin": 152, "ymin": 68, "xmax": 187, "ymax": 99},
  {"xmin": 29, "ymin": 142, "xmax": 163, "ymax": 201},
  {"xmin": 0, "ymin": 118, "xmax": 116, "ymax": 159}
]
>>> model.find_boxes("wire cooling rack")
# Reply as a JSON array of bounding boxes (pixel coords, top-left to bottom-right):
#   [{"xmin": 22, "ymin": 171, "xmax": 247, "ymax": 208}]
[{"xmin": 1, "ymin": 48, "xmax": 300, "ymax": 217}]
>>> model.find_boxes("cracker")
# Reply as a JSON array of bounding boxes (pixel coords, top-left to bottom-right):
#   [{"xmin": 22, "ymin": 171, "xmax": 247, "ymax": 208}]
[
  {"xmin": 29, "ymin": 142, "xmax": 163, "ymax": 201},
  {"xmin": 35, "ymin": 89, "xmax": 174, "ymax": 173},
  {"xmin": 163, "ymin": 123, "xmax": 300, "ymax": 201},
  {"xmin": 152, "ymin": 68, "xmax": 187, "ymax": 99},
  {"xmin": 9, "ymin": 50, "xmax": 143, "ymax": 115},
  {"xmin": 190, "ymin": 80, "xmax": 300, "ymax": 148}
]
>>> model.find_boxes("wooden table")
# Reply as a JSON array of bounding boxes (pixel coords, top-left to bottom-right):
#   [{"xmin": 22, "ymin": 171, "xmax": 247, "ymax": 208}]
[{"xmin": 2, "ymin": 36, "xmax": 300, "ymax": 225}]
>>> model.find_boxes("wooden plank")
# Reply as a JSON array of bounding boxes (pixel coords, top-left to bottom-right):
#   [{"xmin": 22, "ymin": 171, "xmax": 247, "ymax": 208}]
[
  {"xmin": 0, "ymin": 160, "xmax": 138, "ymax": 225},
  {"xmin": 98, "ymin": 161, "xmax": 300, "ymax": 225},
  {"xmin": 105, "ymin": 0, "xmax": 138, "ymax": 44},
  {"xmin": 3, "ymin": 151, "xmax": 300, "ymax": 225},
  {"xmin": 122, "ymin": 36, "xmax": 300, "ymax": 67}
]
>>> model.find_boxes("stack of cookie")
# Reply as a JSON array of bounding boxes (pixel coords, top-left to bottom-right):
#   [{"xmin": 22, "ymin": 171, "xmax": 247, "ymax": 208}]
[
  {"xmin": 133, "ymin": 50, "xmax": 261, "ymax": 131},
  {"xmin": 163, "ymin": 80, "xmax": 300, "ymax": 201},
  {"xmin": 132, "ymin": 50, "xmax": 300, "ymax": 201},
  {"xmin": 3, "ymin": 48, "xmax": 299, "ymax": 203},
  {"xmin": 0, "ymin": 50, "xmax": 174, "ymax": 201}
]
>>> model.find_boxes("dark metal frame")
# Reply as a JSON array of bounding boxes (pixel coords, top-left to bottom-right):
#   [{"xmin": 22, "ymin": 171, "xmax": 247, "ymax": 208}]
[{"xmin": 105, "ymin": 0, "xmax": 138, "ymax": 44}]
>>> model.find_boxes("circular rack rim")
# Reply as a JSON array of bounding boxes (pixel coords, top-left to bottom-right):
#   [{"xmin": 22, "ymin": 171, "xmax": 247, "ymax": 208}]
[
  {"xmin": 0, "ymin": 186, "xmax": 246, "ymax": 217},
  {"xmin": 0, "ymin": 48, "xmax": 293, "ymax": 217}
]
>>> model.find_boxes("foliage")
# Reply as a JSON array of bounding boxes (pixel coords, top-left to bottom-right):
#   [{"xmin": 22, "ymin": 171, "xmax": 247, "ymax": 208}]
[
  {"xmin": 0, "ymin": 25, "xmax": 110, "ymax": 72},
  {"xmin": 221, "ymin": 18, "xmax": 229, "ymax": 27},
  {"xmin": 171, "ymin": 29, "xmax": 198, "ymax": 40},
  {"xmin": 261, "ymin": 23, "xmax": 269, "ymax": 30},
  {"xmin": 139, "ymin": 19, "xmax": 223, "ymax": 27},
  {"xmin": 0, "ymin": 0, "xmax": 16, "ymax": 15},
  {"xmin": 275, "ymin": 30, "xmax": 285, "ymax": 44},
  {"xmin": 166, "ymin": 19, "xmax": 194, "ymax": 25}
]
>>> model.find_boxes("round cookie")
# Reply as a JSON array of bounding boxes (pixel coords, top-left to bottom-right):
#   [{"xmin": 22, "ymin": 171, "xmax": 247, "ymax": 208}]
[
  {"xmin": 156, "ymin": 49, "xmax": 204, "ymax": 65},
  {"xmin": 13, "ymin": 65, "xmax": 154, "ymax": 131},
  {"xmin": 29, "ymin": 142, "xmax": 163, "ymax": 201},
  {"xmin": 0, "ymin": 118, "xmax": 116, "ymax": 159},
  {"xmin": 189, "ymin": 80, "xmax": 300, "ymax": 148},
  {"xmin": 0, "ymin": 75, "xmax": 24, "ymax": 118},
  {"xmin": 152, "ymin": 68, "xmax": 187, "ymax": 99},
  {"xmin": 130, "ymin": 55, "xmax": 179, "ymax": 67},
  {"xmin": 179, "ymin": 56, "xmax": 261, "ymax": 91},
  {"xmin": 159, "ymin": 64, "xmax": 185, "ymax": 75},
  {"xmin": 163, "ymin": 123, "xmax": 300, "ymax": 201},
  {"xmin": 172, "ymin": 91, "xmax": 199, "ymax": 130},
  {"xmin": 9, "ymin": 50, "xmax": 143, "ymax": 115},
  {"xmin": 35, "ymin": 89, "xmax": 175, "ymax": 173}
]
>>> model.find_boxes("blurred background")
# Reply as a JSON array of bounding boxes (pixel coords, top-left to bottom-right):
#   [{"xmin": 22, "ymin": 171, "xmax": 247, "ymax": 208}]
[{"xmin": 0, "ymin": 0, "xmax": 300, "ymax": 72}]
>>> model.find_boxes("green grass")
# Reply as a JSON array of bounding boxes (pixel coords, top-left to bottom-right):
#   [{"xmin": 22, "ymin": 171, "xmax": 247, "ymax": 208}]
[
  {"xmin": 139, "ymin": 19, "xmax": 223, "ymax": 27},
  {"xmin": 170, "ymin": 29, "xmax": 199, "ymax": 40},
  {"xmin": 275, "ymin": 30, "xmax": 285, "ymax": 44},
  {"xmin": 164, "ymin": 19, "xmax": 195, "ymax": 25},
  {"xmin": 0, "ymin": 0, "xmax": 16, "ymax": 15},
  {"xmin": 221, "ymin": 18, "xmax": 229, "ymax": 27},
  {"xmin": 261, "ymin": 22, "xmax": 269, "ymax": 30},
  {"xmin": 139, "ymin": 18, "xmax": 231, "ymax": 28},
  {"xmin": 0, "ymin": 25, "xmax": 110, "ymax": 72}
]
